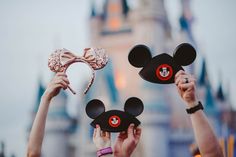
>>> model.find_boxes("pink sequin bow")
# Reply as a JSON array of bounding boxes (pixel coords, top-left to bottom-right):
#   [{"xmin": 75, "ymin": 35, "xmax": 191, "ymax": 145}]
[{"xmin": 48, "ymin": 48, "xmax": 108, "ymax": 94}]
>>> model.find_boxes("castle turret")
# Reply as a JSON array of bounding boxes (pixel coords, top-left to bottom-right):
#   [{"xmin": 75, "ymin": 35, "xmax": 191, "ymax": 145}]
[
  {"xmin": 131, "ymin": 0, "xmax": 172, "ymax": 51},
  {"xmin": 197, "ymin": 59, "xmax": 221, "ymax": 135},
  {"xmin": 0, "ymin": 141, "xmax": 5, "ymax": 157},
  {"xmin": 197, "ymin": 58, "xmax": 208, "ymax": 100},
  {"xmin": 179, "ymin": 0, "xmax": 195, "ymax": 44},
  {"xmin": 27, "ymin": 78, "xmax": 45, "ymax": 133},
  {"xmin": 198, "ymin": 58, "xmax": 208, "ymax": 86},
  {"xmin": 216, "ymin": 81, "xmax": 225, "ymax": 102}
]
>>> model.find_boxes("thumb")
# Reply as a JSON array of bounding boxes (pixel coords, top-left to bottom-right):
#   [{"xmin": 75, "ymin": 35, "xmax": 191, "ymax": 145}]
[
  {"xmin": 95, "ymin": 124, "xmax": 101, "ymax": 138},
  {"xmin": 127, "ymin": 123, "xmax": 135, "ymax": 139}
]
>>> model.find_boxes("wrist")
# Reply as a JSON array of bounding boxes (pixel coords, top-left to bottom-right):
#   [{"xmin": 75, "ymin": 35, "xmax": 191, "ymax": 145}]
[
  {"xmin": 114, "ymin": 151, "xmax": 131, "ymax": 157},
  {"xmin": 97, "ymin": 147, "xmax": 113, "ymax": 157},
  {"xmin": 96, "ymin": 143, "xmax": 111, "ymax": 151},
  {"xmin": 41, "ymin": 92, "xmax": 53, "ymax": 102},
  {"xmin": 186, "ymin": 101, "xmax": 204, "ymax": 114},
  {"xmin": 113, "ymin": 151, "xmax": 121, "ymax": 157},
  {"xmin": 186, "ymin": 100, "xmax": 198, "ymax": 108}
]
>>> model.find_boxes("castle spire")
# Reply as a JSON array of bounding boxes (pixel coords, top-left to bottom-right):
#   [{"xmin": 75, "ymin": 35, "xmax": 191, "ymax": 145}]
[
  {"xmin": 34, "ymin": 78, "xmax": 45, "ymax": 113},
  {"xmin": 0, "ymin": 141, "xmax": 5, "ymax": 157},
  {"xmin": 205, "ymin": 84, "xmax": 215, "ymax": 109},
  {"xmin": 216, "ymin": 81, "xmax": 225, "ymax": 101},
  {"xmin": 121, "ymin": 0, "xmax": 129, "ymax": 17},
  {"xmin": 27, "ymin": 77, "xmax": 45, "ymax": 132},
  {"xmin": 198, "ymin": 58, "xmax": 208, "ymax": 86},
  {"xmin": 90, "ymin": 0, "xmax": 96, "ymax": 18},
  {"xmin": 179, "ymin": 0, "xmax": 195, "ymax": 43}
]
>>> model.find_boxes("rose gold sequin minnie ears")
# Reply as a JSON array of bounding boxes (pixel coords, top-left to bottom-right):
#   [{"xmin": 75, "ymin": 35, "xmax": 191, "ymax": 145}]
[{"xmin": 48, "ymin": 48, "xmax": 108, "ymax": 94}]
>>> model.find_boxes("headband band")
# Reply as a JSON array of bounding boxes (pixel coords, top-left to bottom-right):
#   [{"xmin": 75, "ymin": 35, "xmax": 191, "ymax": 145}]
[{"xmin": 48, "ymin": 48, "xmax": 108, "ymax": 94}]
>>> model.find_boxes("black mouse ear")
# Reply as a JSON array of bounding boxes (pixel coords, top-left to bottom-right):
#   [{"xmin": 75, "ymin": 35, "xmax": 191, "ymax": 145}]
[
  {"xmin": 128, "ymin": 45, "xmax": 152, "ymax": 68},
  {"xmin": 124, "ymin": 97, "xmax": 144, "ymax": 116},
  {"xmin": 173, "ymin": 43, "xmax": 196, "ymax": 66},
  {"xmin": 86, "ymin": 99, "xmax": 105, "ymax": 119}
]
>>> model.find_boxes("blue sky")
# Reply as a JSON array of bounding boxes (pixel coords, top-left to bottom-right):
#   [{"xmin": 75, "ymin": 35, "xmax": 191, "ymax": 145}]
[{"xmin": 0, "ymin": 0, "xmax": 236, "ymax": 156}]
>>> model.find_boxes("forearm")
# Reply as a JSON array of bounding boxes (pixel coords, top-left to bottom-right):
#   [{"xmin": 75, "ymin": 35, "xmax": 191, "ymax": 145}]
[
  {"xmin": 27, "ymin": 93, "xmax": 51, "ymax": 157},
  {"xmin": 190, "ymin": 110, "xmax": 223, "ymax": 157},
  {"xmin": 174, "ymin": 71, "xmax": 223, "ymax": 156}
]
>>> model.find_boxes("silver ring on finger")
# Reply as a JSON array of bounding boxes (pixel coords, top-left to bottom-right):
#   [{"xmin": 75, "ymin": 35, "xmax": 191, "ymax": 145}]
[{"xmin": 185, "ymin": 78, "xmax": 189, "ymax": 84}]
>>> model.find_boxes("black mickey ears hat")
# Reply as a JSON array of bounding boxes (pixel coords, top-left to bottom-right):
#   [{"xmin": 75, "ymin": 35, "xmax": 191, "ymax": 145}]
[
  {"xmin": 128, "ymin": 43, "xmax": 196, "ymax": 84},
  {"xmin": 85, "ymin": 97, "xmax": 144, "ymax": 132}
]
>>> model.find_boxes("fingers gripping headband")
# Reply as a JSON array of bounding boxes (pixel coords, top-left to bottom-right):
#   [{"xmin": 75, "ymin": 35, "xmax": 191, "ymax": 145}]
[{"xmin": 48, "ymin": 48, "xmax": 108, "ymax": 94}]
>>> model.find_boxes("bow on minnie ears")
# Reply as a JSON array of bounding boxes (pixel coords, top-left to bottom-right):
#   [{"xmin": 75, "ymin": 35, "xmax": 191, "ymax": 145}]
[
  {"xmin": 128, "ymin": 43, "xmax": 196, "ymax": 84},
  {"xmin": 48, "ymin": 48, "xmax": 108, "ymax": 94}
]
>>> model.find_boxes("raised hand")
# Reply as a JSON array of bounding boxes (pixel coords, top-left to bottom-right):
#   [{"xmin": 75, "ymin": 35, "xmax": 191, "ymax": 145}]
[
  {"xmin": 114, "ymin": 124, "xmax": 142, "ymax": 157},
  {"xmin": 175, "ymin": 70, "xmax": 197, "ymax": 107},
  {"xmin": 93, "ymin": 125, "xmax": 111, "ymax": 150},
  {"xmin": 44, "ymin": 72, "xmax": 70, "ymax": 100}
]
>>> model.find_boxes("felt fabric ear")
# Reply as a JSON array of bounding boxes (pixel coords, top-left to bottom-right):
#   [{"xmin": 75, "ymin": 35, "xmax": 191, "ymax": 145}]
[
  {"xmin": 86, "ymin": 99, "xmax": 105, "ymax": 119},
  {"xmin": 124, "ymin": 97, "xmax": 144, "ymax": 116},
  {"xmin": 173, "ymin": 43, "xmax": 196, "ymax": 66},
  {"xmin": 139, "ymin": 53, "xmax": 182, "ymax": 84},
  {"xmin": 128, "ymin": 45, "xmax": 152, "ymax": 68}
]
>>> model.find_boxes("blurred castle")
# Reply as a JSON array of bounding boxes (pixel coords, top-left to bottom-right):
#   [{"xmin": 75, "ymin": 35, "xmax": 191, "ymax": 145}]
[{"xmin": 28, "ymin": 0, "xmax": 235, "ymax": 157}]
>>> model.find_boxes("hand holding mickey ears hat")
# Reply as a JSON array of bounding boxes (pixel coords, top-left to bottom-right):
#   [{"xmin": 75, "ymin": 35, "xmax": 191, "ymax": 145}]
[
  {"xmin": 48, "ymin": 48, "xmax": 108, "ymax": 94},
  {"xmin": 85, "ymin": 97, "xmax": 144, "ymax": 132},
  {"xmin": 128, "ymin": 43, "xmax": 196, "ymax": 84}
]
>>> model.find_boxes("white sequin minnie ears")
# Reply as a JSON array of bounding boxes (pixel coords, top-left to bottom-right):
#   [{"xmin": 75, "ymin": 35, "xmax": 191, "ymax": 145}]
[{"xmin": 48, "ymin": 48, "xmax": 108, "ymax": 94}]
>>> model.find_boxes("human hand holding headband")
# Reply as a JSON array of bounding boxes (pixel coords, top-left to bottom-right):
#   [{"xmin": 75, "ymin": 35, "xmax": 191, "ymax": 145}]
[{"xmin": 48, "ymin": 48, "xmax": 108, "ymax": 94}]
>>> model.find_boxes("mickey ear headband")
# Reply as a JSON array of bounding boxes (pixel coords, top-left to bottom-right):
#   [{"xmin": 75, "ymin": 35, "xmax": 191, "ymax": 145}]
[{"xmin": 48, "ymin": 48, "xmax": 108, "ymax": 94}]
